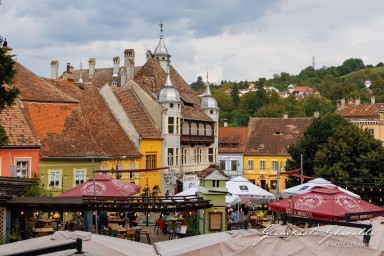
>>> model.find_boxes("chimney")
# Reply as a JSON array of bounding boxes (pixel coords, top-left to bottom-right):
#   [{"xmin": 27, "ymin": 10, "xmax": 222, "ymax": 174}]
[
  {"xmin": 120, "ymin": 67, "xmax": 126, "ymax": 86},
  {"xmin": 50, "ymin": 60, "xmax": 59, "ymax": 79},
  {"xmin": 337, "ymin": 98, "xmax": 346, "ymax": 110},
  {"xmin": 88, "ymin": 58, "xmax": 96, "ymax": 78},
  {"xmin": 371, "ymin": 96, "xmax": 376, "ymax": 105},
  {"xmin": 283, "ymin": 112, "xmax": 288, "ymax": 118},
  {"xmin": 223, "ymin": 119, "xmax": 228, "ymax": 127},
  {"xmin": 124, "ymin": 49, "xmax": 135, "ymax": 80},
  {"xmin": 146, "ymin": 50, "xmax": 152, "ymax": 61},
  {"xmin": 355, "ymin": 97, "xmax": 360, "ymax": 105},
  {"xmin": 113, "ymin": 56, "xmax": 120, "ymax": 76},
  {"xmin": 314, "ymin": 111, "xmax": 320, "ymax": 118}
]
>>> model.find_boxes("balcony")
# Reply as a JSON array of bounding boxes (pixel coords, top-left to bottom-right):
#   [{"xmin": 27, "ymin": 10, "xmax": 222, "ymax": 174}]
[{"xmin": 180, "ymin": 135, "xmax": 214, "ymax": 146}]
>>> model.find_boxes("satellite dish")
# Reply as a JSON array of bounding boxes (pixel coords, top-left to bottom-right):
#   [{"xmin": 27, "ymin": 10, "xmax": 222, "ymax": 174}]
[{"xmin": 365, "ymin": 80, "xmax": 372, "ymax": 88}]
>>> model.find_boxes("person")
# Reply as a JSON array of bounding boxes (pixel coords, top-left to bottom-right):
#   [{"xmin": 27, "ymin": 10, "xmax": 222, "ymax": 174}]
[
  {"xmin": 163, "ymin": 212, "xmax": 169, "ymax": 222},
  {"xmin": 128, "ymin": 212, "xmax": 138, "ymax": 227},
  {"xmin": 158, "ymin": 215, "xmax": 166, "ymax": 234},
  {"xmin": 229, "ymin": 208, "xmax": 238, "ymax": 223},
  {"xmin": 98, "ymin": 210, "xmax": 108, "ymax": 231},
  {"xmin": 73, "ymin": 211, "xmax": 84, "ymax": 225}
]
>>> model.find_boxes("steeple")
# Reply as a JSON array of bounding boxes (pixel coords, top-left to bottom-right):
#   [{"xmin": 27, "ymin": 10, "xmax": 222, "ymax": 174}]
[
  {"xmin": 201, "ymin": 71, "xmax": 218, "ymax": 110},
  {"xmin": 153, "ymin": 20, "xmax": 171, "ymax": 72},
  {"xmin": 158, "ymin": 62, "xmax": 180, "ymax": 103}
]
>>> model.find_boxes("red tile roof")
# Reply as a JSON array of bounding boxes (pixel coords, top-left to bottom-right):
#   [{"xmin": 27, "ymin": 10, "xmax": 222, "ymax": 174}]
[
  {"xmin": 112, "ymin": 86, "xmax": 162, "ymax": 139},
  {"xmin": 244, "ymin": 118, "xmax": 312, "ymax": 156},
  {"xmin": 0, "ymin": 102, "xmax": 40, "ymax": 147},
  {"xmin": 337, "ymin": 103, "xmax": 384, "ymax": 117},
  {"xmin": 13, "ymin": 63, "xmax": 141, "ymax": 158},
  {"xmin": 218, "ymin": 127, "xmax": 247, "ymax": 154}
]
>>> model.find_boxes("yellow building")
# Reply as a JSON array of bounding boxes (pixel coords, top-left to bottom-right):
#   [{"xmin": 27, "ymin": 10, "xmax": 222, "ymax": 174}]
[
  {"xmin": 243, "ymin": 117, "xmax": 312, "ymax": 194},
  {"xmin": 337, "ymin": 97, "xmax": 384, "ymax": 144}
]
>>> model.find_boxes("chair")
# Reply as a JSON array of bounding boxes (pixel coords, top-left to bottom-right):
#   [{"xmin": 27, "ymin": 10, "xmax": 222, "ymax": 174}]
[
  {"xmin": 126, "ymin": 229, "xmax": 136, "ymax": 241},
  {"xmin": 137, "ymin": 227, "xmax": 151, "ymax": 244}
]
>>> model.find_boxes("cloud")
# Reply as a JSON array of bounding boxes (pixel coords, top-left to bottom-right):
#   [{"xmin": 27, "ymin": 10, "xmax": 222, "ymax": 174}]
[{"xmin": 2, "ymin": 0, "xmax": 384, "ymax": 84}]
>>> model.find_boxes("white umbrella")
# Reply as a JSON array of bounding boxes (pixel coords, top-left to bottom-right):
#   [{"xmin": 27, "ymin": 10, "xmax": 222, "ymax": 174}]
[
  {"xmin": 0, "ymin": 231, "xmax": 158, "ymax": 256},
  {"xmin": 226, "ymin": 177, "xmax": 275, "ymax": 201},
  {"xmin": 282, "ymin": 177, "xmax": 360, "ymax": 199},
  {"xmin": 175, "ymin": 186, "xmax": 240, "ymax": 207}
]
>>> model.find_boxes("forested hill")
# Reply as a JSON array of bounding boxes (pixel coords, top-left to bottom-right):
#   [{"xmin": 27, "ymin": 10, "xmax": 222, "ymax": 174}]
[{"xmin": 190, "ymin": 58, "xmax": 384, "ymax": 126}]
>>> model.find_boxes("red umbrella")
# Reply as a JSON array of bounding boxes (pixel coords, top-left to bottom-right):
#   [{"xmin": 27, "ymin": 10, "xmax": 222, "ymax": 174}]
[
  {"xmin": 58, "ymin": 174, "xmax": 141, "ymax": 197},
  {"xmin": 268, "ymin": 186, "xmax": 384, "ymax": 221}
]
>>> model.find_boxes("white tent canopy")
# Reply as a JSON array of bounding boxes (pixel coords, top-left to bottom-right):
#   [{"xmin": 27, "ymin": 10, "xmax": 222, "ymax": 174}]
[
  {"xmin": 226, "ymin": 176, "xmax": 275, "ymax": 202},
  {"xmin": 282, "ymin": 177, "xmax": 361, "ymax": 199},
  {"xmin": 174, "ymin": 186, "xmax": 241, "ymax": 207}
]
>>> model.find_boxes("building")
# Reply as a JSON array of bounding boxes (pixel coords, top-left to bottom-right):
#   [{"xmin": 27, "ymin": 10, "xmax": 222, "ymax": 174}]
[
  {"xmin": 243, "ymin": 117, "xmax": 312, "ymax": 193},
  {"xmin": 337, "ymin": 96, "xmax": 384, "ymax": 144},
  {"xmin": 218, "ymin": 125, "xmax": 247, "ymax": 178}
]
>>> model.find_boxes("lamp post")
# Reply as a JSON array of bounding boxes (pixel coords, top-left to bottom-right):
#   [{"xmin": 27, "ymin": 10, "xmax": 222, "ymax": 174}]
[{"xmin": 92, "ymin": 158, "xmax": 98, "ymax": 234}]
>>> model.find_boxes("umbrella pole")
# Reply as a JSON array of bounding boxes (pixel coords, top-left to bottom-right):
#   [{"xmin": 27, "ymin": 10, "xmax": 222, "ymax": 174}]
[{"xmin": 93, "ymin": 158, "xmax": 99, "ymax": 234}]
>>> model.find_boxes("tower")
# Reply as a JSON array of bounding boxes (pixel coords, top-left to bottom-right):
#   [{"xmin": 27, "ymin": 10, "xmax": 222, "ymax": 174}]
[{"xmin": 153, "ymin": 21, "xmax": 171, "ymax": 72}]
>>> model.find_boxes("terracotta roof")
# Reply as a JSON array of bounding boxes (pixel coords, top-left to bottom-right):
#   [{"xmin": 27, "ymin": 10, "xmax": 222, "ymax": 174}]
[
  {"xmin": 196, "ymin": 165, "xmax": 228, "ymax": 179},
  {"xmin": 0, "ymin": 101, "xmax": 40, "ymax": 147},
  {"xmin": 112, "ymin": 86, "xmax": 162, "ymax": 139},
  {"xmin": 218, "ymin": 127, "xmax": 247, "ymax": 153},
  {"xmin": 71, "ymin": 67, "xmax": 142, "ymax": 88},
  {"xmin": 337, "ymin": 103, "xmax": 384, "ymax": 118},
  {"xmin": 15, "ymin": 66, "xmax": 141, "ymax": 158},
  {"xmin": 293, "ymin": 86, "xmax": 313, "ymax": 92},
  {"xmin": 134, "ymin": 59, "xmax": 213, "ymax": 122},
  {"xmin": 14, "ymin": 63, "xmax": 78, "ymax": 103},
  {"xmin": 244, "ymin": 118, "xmax": 312, "ymax": 156}
]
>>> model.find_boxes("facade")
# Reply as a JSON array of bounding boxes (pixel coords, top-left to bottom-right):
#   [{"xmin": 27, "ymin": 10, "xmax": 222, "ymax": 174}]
[
  {"xmin": 70, "ymin": 25, "xmax": 219, "ymax": 195},
  {"xmin": 337, "ymin": 96, "xmax": 384, "ymax": 144},
  {"xmin": 12, "ymin": 62, "xmax": 141, "ymax": 196},
  {"xmin": 243, "ymin": 117, "xmax": 312, "ymax": 194},
  {"xmin": 0, "ymin": 103, "xmax": 40, "ymax": 178},
  {"xmin": 217, "ymin": 126, "xmax": 247, "ymax": 178}
]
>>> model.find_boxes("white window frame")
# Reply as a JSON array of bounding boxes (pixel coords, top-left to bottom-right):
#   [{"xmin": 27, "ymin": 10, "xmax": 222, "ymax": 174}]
[
  {"xmin": 48, "ymin": 169, "xmax": 62, "ymax": 189},
  {"xmin": 259, "ymin": 160, "xmax": 266, "ymax": 172},
  {"xmin": 73, "ymin": 168, "xmax": 86, "ymax": 186},
  {"xmin": 272, "ymin": 160, "xmax": 279, "ymax": 171},
  {"xmin": 14, "ymin": 157, "xmax": 32, "ymax": 178},
  {"xmin": 115, "ymin": 164, "xmax": 123, "ymax": 179},
  {"xmin": 129, "ymin": 163, "xmax": 136, "ymax": 179},
  {"xmin": 247, "ymin": 160, "xmax": 254, "ymax": 171}
]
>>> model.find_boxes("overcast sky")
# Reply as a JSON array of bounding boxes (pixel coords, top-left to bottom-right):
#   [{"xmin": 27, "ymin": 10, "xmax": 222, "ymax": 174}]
[{"xmin": 2, "ymin": 0, "xmax": 384, "ymax": 84}]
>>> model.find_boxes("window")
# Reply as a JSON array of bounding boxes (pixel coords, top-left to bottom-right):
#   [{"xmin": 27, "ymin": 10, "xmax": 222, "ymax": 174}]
[
  {"xmin": 208, "ymin": 148, "xmax": 214, "ymax": 162},
  {"xmin": 231, "ymin": 160, "xmax": 238, "ymax": 171},
  {"xmin": 368, "ymin": 128, "xmax": 374, "ymax": 136},
  {"xmin": 129, "ymin": 163, "xmax": 135, "ymax": 179},
  {"xmin": 219, "ymin": 160, "xmax": 226, "ymax": 170},
  {"xmin": 168, "ymin": 117, "xmax": 174, "ymax": 134},
  {"xmin": 247, "ymin": 160, "xmax": 254, "ymax": 170},
  {"xmin": 176, "ymin": 148, "xmax": 179, "ymax": 166},
  {"xmin": 101, "ymin": 164, "xmax": 108, "ymax": 170},
  {"xmin": 212, "ymin": 180, "xmax": 219, "ymax": 187},
  {"xmin": 168, "ymin": 148, "xmax": 174, "ymax": 166},
  {"xmin": 181, "ymin": 148, "xmax": 187, "ymax": 165},
  {"xmin": 74, "ymin": 169, "xmax": 85, "ymax": 185},
  {"xmin": 272, "ymin": 160, "xmax": 279, "ymax": 171},
  {"xmin": 220, "ymin": 143, "xmax": 227, "ymax": 148},
  {"xmin": 194, "ymin": 148, "xmax": 202, "ymax": 164},
  {"xmin": 146, "ymin": 155, "xmax": 157, "ymax": 169},
  {"xmin": 231, "ymin": 143, "xmax": 238, "ymax": 149},
  {"xmin": 15, "ymin": 160, "xmax": 29, "ymax": 178},
  {"xmin": 115, "ymin": 164, "xmax": 123, "ymax": 179},
  {"xmin": 170, "ymin": 103, "xmax": 174, "ymax": 108},
  {"xmin": 259, "ymin": 160, "xmax": 266, "ymax": 171},
  {"xmin": 48, "ymin": 170, "xmax": 61, "ymax": 188},
  {"xmin": 176, "ymin": 117, "xmax": 180, "ymax": 134}
]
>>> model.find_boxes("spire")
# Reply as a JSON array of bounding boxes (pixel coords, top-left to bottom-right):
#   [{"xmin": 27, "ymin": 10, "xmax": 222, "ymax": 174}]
[
  {"xmin": 201, "ymin": 70, "xmax": 218, "ymax": 109},
  {"xmin": 153, "ymin": 20, "xmax": 171, "ymax": 72}
]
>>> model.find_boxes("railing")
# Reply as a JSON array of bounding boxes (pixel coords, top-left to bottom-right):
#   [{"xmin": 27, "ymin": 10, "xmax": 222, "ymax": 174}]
[{"xmin": 180, "ymin": 135, "xmax": 214, "ymax": 146}]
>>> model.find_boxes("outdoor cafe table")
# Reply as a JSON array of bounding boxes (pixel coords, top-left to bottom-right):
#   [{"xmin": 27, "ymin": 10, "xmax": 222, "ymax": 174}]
[
  {"xmin": 108, "ymin": 217, "xmax": 128, "ymax": 226},
  {"xmin": 33, "ymin": 227, "xmax": 55, "ymax": 237}
]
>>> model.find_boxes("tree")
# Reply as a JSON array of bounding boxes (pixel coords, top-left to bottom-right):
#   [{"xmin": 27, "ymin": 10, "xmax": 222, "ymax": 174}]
[
  {"xmin": 190, "ymin": 76, "xmax": 205, "ymax": 91},
  {"xmin": 286, "ymin": 113, "xmax": 351, "ymax": 177},
  {"xmin": 212, "ymin": 89, "xmax": 234, "ymax": 112},
  {"xmin": 255, "ymin": 103, "xmax": 286, "ymax": 117},
  {"xmin": 231, "ymin": 84, "xmax": 240, "ymax": 107},
  {"xmin": 0, "ymin": 38, "xmax": 20, "ymax": 146}
]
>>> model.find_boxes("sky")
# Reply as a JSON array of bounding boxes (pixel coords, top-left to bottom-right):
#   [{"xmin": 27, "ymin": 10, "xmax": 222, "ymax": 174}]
[{"xmin": 2, "ymin": 0, "xmax": 384, "ymax": 84}]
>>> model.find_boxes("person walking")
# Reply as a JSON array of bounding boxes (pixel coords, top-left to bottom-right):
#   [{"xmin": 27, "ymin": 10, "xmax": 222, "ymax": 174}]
[{"xmin": 229, "ymin": 208, "xmax": 238, "ymax": 223}]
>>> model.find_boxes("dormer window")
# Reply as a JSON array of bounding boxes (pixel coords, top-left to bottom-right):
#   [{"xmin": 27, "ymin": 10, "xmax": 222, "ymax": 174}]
[
  {"xmin": 220, "ymin": 143, "xmax": 227, "ymax": 148},
  {"xmin": 231, "ymin": 143, "xmax": 238, "ymax": 149},
  {"xmin": 273, "ymin": 132, "xmax": 282, "ymax": 135},
  {"xmin": 259, "ymin": 144, "xmax": 264, "ymax": 149}
]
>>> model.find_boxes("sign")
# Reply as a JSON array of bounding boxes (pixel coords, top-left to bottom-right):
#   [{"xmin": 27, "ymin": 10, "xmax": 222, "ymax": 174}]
[
  {"xmin": 239, "ymin": 185, "xmax": 249, "ymax": 191},
  {"xmin": 183, "ymin": 175, "xmax": 199, "ymax": 191}
]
